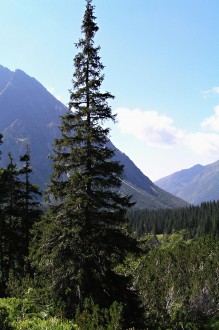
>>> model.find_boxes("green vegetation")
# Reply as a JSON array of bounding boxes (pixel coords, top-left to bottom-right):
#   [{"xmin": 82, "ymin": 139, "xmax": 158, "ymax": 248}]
[
  {"xmin": 29, "ymin": 0, "xmax": 141, "ymax": 327},
  {"xmin": 0, "ymin": 297, "xmax": 124, "ymax": 329},
  {"xmin": 129, "ymin": 201, "xmax": 219, "ymax": 238},
  {"xmin": 0, "ymin": 0, "xmax": 219, "ymax": 329},
  {"xmin": 135, "ymin": 234, "xmax": 219, "ymax": 329},
  {"xmin": 0, "ymin": 297, "xmax": 77, "ymax": 329},
  {"xmin": 0, "ymin": 147, "xmax": 41, "ymax": 297}
]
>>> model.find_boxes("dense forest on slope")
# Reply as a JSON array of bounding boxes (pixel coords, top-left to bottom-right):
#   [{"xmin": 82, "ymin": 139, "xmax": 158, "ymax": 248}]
[{"xmin": 128, "ymin": 201, "xmax": 219, "ymax": 238}]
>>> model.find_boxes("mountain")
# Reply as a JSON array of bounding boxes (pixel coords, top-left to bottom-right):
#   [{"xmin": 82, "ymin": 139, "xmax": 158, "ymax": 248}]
[
  {"xmin": 155, "ymin": 161, "xmax": 219, "ymax": 205},
  {"xmin": 0, "ymin": 65, "xmax": 66, "ymax": 187},
  {"xmin": 111, "ymin": 144, "xmax": 188, "ymax": 209},
  {"xmin": 0, "ymin": 65, "xmax": 188, "ymax": 209}
]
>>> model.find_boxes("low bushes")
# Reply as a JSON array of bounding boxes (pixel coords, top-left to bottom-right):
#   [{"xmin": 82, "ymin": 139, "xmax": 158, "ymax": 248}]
[
  {"xmin": 0, "ymin": 297, "xmax": 123, "ymax": 330},
  {"xmin": 0, "ymin": 298, "xmax": 77, "ymax": 330}
]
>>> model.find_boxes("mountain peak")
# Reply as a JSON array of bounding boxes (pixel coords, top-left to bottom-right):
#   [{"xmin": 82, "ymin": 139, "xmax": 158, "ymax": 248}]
[
  {"xmin": 0, "ymin": 65, "xmax": 13, "ymax": 94},
  {"xmin": 14, "ymin": 68, "xmax": 39, "ymax": 85},
  {"xmin": 0, "ymin": 64, "xmax": 12, "ymax": 73},
  {"xmin": 0, "ymin": 65, "xmax": 188, "ymax": 209}
]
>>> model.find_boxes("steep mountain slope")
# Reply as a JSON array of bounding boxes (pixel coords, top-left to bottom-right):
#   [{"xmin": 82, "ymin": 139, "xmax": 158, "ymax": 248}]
[
  {"xmin": 0, "ymin": 65, "xmax": 66, "ymax": 187},
  {"xmin": 112, "ymin": 143, "xmax": 188, "ymax": 209},
  {"xmin": 0, "ymin": 65, "xmax": 188, "ymax": 209},
  {"xmin": 155, "ymin": 161, "xmax": 219, "ymax": 205}
]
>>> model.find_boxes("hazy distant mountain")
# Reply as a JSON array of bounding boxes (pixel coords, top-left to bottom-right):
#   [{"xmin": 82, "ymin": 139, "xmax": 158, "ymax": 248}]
[
  {"xmin": 112, "ymin": 144, "xmax": 188, "ymax": 209},
  {"xmin": 0, "ymin": 65, "xmax": 188, "ymax": 209},
  {"xmin": 155, "ymin": 161, "xmax": 219, "ymax": 205}
]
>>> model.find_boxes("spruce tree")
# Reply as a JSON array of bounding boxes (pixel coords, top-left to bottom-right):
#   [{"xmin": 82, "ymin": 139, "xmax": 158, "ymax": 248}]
[
  {"xmin": 0, "ymin": 133, "xmax": 3, "ymax": 198},
  {"xmin": 0, "ymin": 134, "xmax": 6, "ymax": 295},
  {"xmin": 0, "ymin": 134, "xmax": 4, "ymax": 195},
  {"xmin": 18, "ymin": 145, "xmax": 42, "ymax": 257},
  {"xmin": 0, "ymin": 148, "xmax": 41, "ymax": 294},
  {"xmin": 32, "ymin": 0, "xmax": 141, "ymax": 326},
  {"xmin": 0, "ymin": 153, "xmax": 21, "ymax": 292}
]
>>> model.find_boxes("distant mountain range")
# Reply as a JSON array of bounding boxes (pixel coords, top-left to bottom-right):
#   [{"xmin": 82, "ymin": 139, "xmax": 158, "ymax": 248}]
[
  {"xmin": 155, "ymin": 161, "xmax": 219, "ymax": 205},
  {"xmin": 0, "ymin": 64, "xmax": 188, "ymax": 209}
]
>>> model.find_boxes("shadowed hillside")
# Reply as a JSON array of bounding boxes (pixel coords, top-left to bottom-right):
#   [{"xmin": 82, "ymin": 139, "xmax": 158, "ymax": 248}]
[{"xmin": 0, "ymin": 65, "xmax": 188, "ymax": 209}]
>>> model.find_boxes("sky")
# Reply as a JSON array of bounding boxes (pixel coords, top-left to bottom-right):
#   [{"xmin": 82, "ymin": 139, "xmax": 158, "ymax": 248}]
[{"xmin": 0, "ymin": 0, "xmax": 219, "ymax": 181}]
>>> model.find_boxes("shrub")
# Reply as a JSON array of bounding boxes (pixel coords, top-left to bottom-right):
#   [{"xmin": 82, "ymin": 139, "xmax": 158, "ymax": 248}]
[
  {"xmin": 13, "ymin": 317, "xmax": 77, "ymax": 330},
  {"xmin": 75, "ymin": 298, "xmax": 123, "ymax": 330},
  {"xmin": 0, "ymin": 306, "xmax": 14, "ymax": 330}
]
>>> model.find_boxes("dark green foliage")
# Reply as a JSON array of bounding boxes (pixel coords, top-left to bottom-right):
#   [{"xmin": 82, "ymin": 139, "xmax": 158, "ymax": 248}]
[
  {"xmin": 129, "ymin": 201, "xmax": 219, "ymax": 238},
  {"xmin": 0, "ymin": 306, "xmax": 14, "ymax": 330},
  {"xmin": 0, "ymin": 153, "xmax": 22, "ymax": 295},
  {"xmin": 75, "ymin": 298, "xmax": 123, "ymax": 329},
  {"xmin": 30, "ymin": 1, "xmax": 142, "ymax": 328},
  {"xmin": 18, "ymin": 146, "xmax": 42, "ymax": 257},
  {"xmin": 0, "ymin": 139, "xmax": 41, "ymax": 296},
  {"xmin": 2, "ymin": 1, "xmax": 219, "ymax": 328}
]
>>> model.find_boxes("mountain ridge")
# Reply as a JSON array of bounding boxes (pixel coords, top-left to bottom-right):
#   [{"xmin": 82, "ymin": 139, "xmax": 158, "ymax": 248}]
[
  {"xmin": 155, "ymin": 161, "xmax": 219, "ymax": 205},
  {"xmin": 0, "ymin": 65, "xmax": 188, "ymax": 209}
]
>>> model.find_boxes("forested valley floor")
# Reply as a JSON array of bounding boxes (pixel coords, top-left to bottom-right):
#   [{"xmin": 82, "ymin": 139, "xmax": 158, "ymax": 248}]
[{"xmin": 1, "ymin": 153, "xmax": 219, "ymax": 329}]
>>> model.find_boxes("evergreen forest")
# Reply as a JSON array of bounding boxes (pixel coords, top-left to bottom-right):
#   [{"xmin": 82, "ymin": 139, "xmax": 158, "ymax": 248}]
[{"xmin": 0, "ymin": 1, "xmax": 219, "ymax": 329}]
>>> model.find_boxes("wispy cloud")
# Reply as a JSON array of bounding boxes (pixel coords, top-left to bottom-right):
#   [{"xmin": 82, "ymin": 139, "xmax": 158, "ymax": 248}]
[
  {"xmin": 183, "ymin": 132, "xmax": 219, "ymax": 155},
  {"xmin": 201, "ymin": 105, "xmax": 219, "ymax": 131},
  {"xmin": 202, "ymin": 86, "xmax": 219, "ymax": 99}
]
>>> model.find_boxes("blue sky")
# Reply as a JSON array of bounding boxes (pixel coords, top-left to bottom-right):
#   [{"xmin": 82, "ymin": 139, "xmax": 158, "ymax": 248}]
[{"xmin": 1, "ymin": 0, "xmax": 219, "ymax": 180}]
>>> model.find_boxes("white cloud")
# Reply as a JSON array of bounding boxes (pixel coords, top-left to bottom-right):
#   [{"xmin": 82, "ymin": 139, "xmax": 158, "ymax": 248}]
[
  {"xmin": 116, "ymin": 108, "xmax": 184, "ymax": 148},
  {"xmin": 183, "ymin": 132, "xmax": 219, "ymax": 155},
  {"xmin": 201, "ymin": 105, "xmax": 219, "ymax": 131},
  {"xmin": 115, "ymin": 106, "xmax": 219, "ymax": 157},
  {"xmin": 212, "ymin": 87, "xmax": 219, "ymax": 94},
  {"xmin": 112, "ymin": 106, "xmax": 219, "ymax": 180}
]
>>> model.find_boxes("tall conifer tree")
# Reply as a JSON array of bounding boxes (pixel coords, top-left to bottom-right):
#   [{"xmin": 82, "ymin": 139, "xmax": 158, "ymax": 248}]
[
  {"xmin": 0, "ymin": 133, "xmax": 6, "ymax": 295},
  {"xmin": 0, "ymin": 153, "xmax": 22, "ymax": 291},
  {"xmin": 0, "ymin": 147, "xmax": 41, "ymax": 294},
  {"xmin": 18, "ymin": 145, "xmax": 42, "ymax": 256},
  {"xmin": 0, "ymin": 133, "xmax": 3, "ymax": 198},
  {"xmin": 32, "ymin": 0, "xmax": 141, "ymax": 326}
]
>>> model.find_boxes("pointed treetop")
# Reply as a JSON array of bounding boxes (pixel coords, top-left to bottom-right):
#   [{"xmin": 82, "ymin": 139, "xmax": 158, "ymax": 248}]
[{"xmin": 82, "ymin": 0, "xmax": 98, "ymax": 41}]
